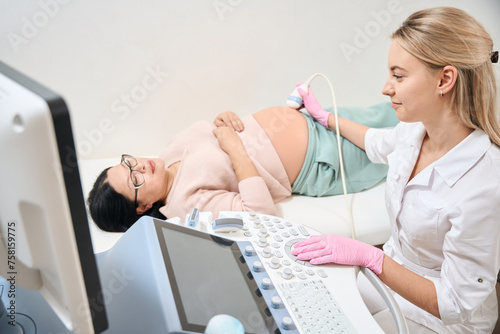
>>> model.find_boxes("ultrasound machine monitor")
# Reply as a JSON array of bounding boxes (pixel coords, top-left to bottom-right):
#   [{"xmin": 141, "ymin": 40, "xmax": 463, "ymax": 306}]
[
  {"xmin": 0, "ymin": 61, "xmax": 108, "ymax": 333},
  {"xmin": 97, "ymin": 216, "xmax": 277, "ymax": 334}
]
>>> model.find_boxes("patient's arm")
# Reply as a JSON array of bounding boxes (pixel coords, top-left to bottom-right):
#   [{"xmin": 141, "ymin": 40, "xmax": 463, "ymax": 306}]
[
  {"xmin": 193, "ymin": 180, "xmax": 277, "ymax": 218},
  {"xmin": 187, "ymin": 126, "xmax": 275, "ymax": 218},
  {"xmin": 213, "ymin": 126, "xmax": 259, "ymax": 182},
  {"xmin": 214, "ymin": 111, "xmax": 244, "ymax": 132}
]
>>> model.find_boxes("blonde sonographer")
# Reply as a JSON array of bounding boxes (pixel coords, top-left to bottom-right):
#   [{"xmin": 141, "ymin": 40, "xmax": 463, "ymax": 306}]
[{"xmin": 292, "ymin": 7, "xmax": 500, "ymax": 333}]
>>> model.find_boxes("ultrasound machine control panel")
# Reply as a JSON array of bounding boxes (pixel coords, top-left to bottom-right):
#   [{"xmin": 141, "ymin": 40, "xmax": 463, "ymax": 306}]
[
  {"xmin": 96, "ymin": 212, "xmax": 389, "ymax": 334},
  {"xmin": 214, "ymin": 211, "xmax": 389, "ymax": 334}
]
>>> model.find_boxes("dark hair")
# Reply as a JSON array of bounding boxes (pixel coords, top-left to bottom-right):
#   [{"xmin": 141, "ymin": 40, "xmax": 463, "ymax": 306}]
[{"xmin": 87, "ymin": 167, "xmax": 166, "ymax": 232}]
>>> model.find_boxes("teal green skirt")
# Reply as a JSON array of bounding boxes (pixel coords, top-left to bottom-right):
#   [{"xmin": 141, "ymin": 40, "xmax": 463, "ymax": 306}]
[{"xmin": 291, "ymin": 102, "xmax": 399, "ymax": 196}]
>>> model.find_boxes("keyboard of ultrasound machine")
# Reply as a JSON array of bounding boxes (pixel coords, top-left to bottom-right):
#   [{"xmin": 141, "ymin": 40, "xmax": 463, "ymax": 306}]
[{"xmin": 215, "ymin": 211, "xmax": 362, "ymax": 334}]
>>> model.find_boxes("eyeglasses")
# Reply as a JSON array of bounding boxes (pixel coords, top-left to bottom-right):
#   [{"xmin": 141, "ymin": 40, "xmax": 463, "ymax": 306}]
[{"xmin": 121, "ymin": 154, "xmax": 145, "ymax": 207}]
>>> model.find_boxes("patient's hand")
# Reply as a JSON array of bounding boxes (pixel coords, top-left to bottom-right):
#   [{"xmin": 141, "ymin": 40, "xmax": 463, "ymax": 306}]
[
  {"xmin": 214, "ymin": 111, "xmax": 244, "ymax": 132},
  {"xmin": 214, "ymin": 126, "xmax": 259, "ymax": 182},
  {"xmin": 213, "ymin": 126, "xmax": 245, "ymax": 155}
]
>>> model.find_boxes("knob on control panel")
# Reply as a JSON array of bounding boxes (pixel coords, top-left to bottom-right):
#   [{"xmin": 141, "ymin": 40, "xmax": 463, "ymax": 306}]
[
  {"xmin": 262, "ymin": 247, "xmax": 272, "ymax": 258},
  {"xmin": 244, "ymin": 245, "xmax": 254, "ymax": 256},
  {"xmin": 253, "ymin": 261, "xmax": 263, "ymax": 272},
  {"xmin": 271, "ymin": 296, "xmax": 282, "ymax": 309},
  {"xmin": 257, "ymin": 238, "xmax": 267, "ymax": 247},
  {"xmin": 281, "ymin": 268, "xmax": 293, "ymax": 280},
  {"xmin": 281, "ymin": 316, "xmax": 293, "ymax": 330},
  {"xmin": 270, "ymin": 258, "xmax": 280, "ymax": 269},
  {"xmin": 261, "ymin": 278, "xmax": 272, "ymax": 290}
]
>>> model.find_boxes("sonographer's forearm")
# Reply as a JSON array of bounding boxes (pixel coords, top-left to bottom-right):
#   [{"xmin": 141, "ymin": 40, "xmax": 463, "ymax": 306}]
[
  {"xmin": 379, "ymin": 256, "xmax": 441, "ymax": 319},
  {"xmin": 327, "ymin": 114, "xmax": 369, "ymax": 150}
]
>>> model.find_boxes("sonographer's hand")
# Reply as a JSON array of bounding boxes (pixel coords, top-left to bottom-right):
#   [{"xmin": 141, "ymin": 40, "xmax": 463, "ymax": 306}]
[
  {"xmin": 292, "ymin": 234, "xmax": 385, "ymax": 275},
  {"xmin": 214, "ymin": 111, "xmax": 244, "ymax": 132},
  {"xmin": 297, "ymin": 84, "xmax": 331, "ymax": 128}
]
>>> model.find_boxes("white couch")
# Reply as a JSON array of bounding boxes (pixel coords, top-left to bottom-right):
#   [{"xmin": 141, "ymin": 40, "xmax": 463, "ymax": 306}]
[{"xmin": 79, "ymin": 158, "xmax": 391, "ymax": 253}]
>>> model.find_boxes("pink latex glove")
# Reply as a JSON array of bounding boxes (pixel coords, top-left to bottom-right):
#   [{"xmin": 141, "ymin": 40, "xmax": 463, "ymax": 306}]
[
  {"xmin": 296, "ymin": 84, "xmax": 331, "ymax": 128},
  {"xmin": 291, "ymin": 234, "xmax": 385, "ymax": 275}
]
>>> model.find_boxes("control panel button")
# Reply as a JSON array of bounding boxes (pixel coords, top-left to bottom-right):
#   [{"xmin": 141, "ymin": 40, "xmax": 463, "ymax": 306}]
[
  {"xmin": 317, "ymin": 269, "xmax": 328, "ymax": 278},
  {"xmin": 271, "ymin": 296, "xmax": 282, "ymax": 309},
  {"xmin": 281, "ymin": 316, "xmax": 293, "ymax": 330},
  {"xmin": 253, "ymin": 261, "xmax": 263, "ymax": 272},
  {"xmin": 258, "ymin": 228, "xmax": 268, "ymax": 238},
  {"xmin": 262, "ymin": 247, "xmax": 272, "ymax": 258},
  {"xmin": 245, "ymin": 246, "xmax": 254, "ymax": 256},
  {"xmin": 270, "ymin": 258, "xmax": 280, "ymax": 269},
  {"xmin": 258, "ymin": 238, "xmax": 268, "ymax": 247},
  {"xmin": 274, "ymin": 250, "xmax": 283, "ymax": 258},
  {"xmin": 281, "ymin": 268, "xmax": 293, "ymax": 280},
  {"xmin": 261, "ymin": 278, "xmax": 272, "ymax": 290},
  {"xmin": 298, "ymin": 225, "xmax": 310, "ymax": 236}
]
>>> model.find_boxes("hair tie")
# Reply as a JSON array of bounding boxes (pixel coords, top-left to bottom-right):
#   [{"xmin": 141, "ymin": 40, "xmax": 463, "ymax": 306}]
[{"xmin": 491, "ymin": 51, "xmax": 499, "ymax": 63}]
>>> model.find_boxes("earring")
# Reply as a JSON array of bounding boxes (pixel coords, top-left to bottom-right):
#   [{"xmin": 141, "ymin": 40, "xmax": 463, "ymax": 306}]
[{"xmin": 440, "ymin": 90, "xmax": 443, "ymax": 97}]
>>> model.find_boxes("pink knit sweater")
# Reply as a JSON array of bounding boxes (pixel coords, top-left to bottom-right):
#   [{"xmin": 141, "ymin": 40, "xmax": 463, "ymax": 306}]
[{"xmin": 158, "ymin": 115, "xmax": 292, "ymax": 220}]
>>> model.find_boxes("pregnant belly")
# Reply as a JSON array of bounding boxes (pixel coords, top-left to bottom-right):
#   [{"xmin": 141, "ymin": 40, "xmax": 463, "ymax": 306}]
[{"xmin": 253, "ymin": 106, "xmax": 308, "ymax": 185}]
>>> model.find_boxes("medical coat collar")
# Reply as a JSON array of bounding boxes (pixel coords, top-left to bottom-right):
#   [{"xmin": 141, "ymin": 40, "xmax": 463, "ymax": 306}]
[
  {"xmin": 433, "ymin": 129, "xmax": 491, "ymax": 187},
  {"xmin": 404, "ymin": 126, "xmax": 491, "ymax": 189}
]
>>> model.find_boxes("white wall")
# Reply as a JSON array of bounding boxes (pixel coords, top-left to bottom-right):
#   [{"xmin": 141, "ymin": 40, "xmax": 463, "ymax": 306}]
[{"xmin": 1, "ymin": 0, "xmax": 499, "ymax": 159}]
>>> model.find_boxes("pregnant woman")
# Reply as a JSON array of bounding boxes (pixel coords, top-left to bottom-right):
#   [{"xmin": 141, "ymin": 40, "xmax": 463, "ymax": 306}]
[{"xmin": 87, "ymin": 103, "xmax": 398, "ymax": 232}]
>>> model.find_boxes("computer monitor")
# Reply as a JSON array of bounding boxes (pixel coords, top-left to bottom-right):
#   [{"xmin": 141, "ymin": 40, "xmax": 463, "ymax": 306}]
[{"xmin": 0, "ymin": 61, "xmax": 108, "ymax": 333}]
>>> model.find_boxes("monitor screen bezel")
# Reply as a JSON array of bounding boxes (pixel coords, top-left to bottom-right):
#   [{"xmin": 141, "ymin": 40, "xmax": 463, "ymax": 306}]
[{"xmin": 0, "ymin": 60, "xmax": 108, "ymax": 333}]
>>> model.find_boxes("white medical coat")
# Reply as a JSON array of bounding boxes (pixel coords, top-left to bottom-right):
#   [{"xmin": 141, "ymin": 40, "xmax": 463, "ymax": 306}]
[{"xmin": 365, "ymin": 121, "xmax": 500, "ymax": 333}]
